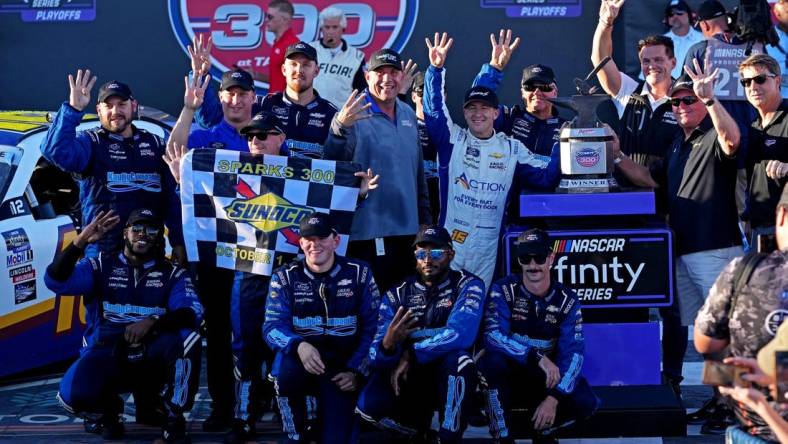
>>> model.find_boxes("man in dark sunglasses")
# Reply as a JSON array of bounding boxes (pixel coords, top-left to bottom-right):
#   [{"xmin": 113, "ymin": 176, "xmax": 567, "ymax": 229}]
[
  {"xmin": 239, "ymin": 111, "xmax": 287, "ymax": 156},
  {"xmin": 739, "ymin": 54, "xmax": 788, "ymax": 248},
  {"xmin": 478, "ymin": 228, "xmax": 598, "ymax": 444},
  {"xmin": 357, "ymin": 225, "xmax": 485, "ymax": 443},
  {"xmin": 613, "ymin": 71, "xmax": 744, "ymax": 426},
  {"xmin": 662, "ymin": 0, "xmax": 702, "ymax": 79},
  {"xmin": 45, "ymin": 208, "xmax": 204, "ymax": 443}
]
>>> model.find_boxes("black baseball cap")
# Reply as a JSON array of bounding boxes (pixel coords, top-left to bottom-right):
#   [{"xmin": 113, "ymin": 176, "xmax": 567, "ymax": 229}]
[
  {"xmin": 521, "ymin": 64, "xmax": 557, "ymax": 86},
  {"xmin": 516, "ymin": 229, "xmax": 551, "ymax": 258},
  {"xmin": 220, "ymin": 69, "xmax": 254, "ymax": 91},
  {"xmin": 697, "ymin": 0, "xmax": 726, "ymax": 21},
  {"xmin": 669, "ymin": 73, "xmax": 695, "ymax": 96},
  {"xmin": 413, "ymin": 225, "xmax": 452, "ymax": 249},
  {"xmin": 368, "ymin": 49, "xmax": 403, "ymax": 71},
  {"xmin": 665, "ymin": 0, "xmax": 692, "ymax": 17},
  {"xmin": 240, "ymin": 112, "xmax": 285, "ymax": 135},
  {"xmin": 299, "ymin": 212, "xmax": 337, "ymax": 238},
  {"xmin": 97, "ymin": 81, "xmax": 133, "ymax": 103},
  {"xmin": 126, "ymin": 208, "xmax": 161, "ymax": 227},
  {"xmin": 285, "ymin": 41, "xmax": 318, "ymax": 62},
  {"xmin": 463, "ymin": 86, "xmax": 499, "ymax": 108}
]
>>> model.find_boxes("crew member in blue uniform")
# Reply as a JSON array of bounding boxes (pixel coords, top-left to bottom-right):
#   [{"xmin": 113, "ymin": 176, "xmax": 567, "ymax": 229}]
[
  {"xmin": 356, "ymin": 225, "xmax": 486, "ymax": 444},
  {"xmin": 196, "ymin": 42, "xmax": 337, "ymax": 159},
  {"xmin": 263, "ymin": 212, "xmax": 380, "ymax": 444},
  {"xmin": 479, "ymin": 229, "xmax": 599, "ymax": 444},
  {"xmin": 40, "ymin": 71, "xmax": 184, "ymax": 262},
  {"xmin": 46, "ymin": 209, "xmax": 203, "ymax": 444}
]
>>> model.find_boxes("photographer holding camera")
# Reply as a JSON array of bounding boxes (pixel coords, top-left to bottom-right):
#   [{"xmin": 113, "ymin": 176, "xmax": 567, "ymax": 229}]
[
  {"xmin": 717, "ymin": 320, "xmax": 788, "ymax": 443},
  {"xmin": 695, "ymin": 184, "xmax": 788, "ymax": 442}
]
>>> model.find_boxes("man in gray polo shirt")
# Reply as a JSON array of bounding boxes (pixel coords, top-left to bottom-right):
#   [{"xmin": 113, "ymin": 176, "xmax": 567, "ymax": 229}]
[{"xmin": 324, "ymin": 48, "xmax": 431, "ymax": 293}]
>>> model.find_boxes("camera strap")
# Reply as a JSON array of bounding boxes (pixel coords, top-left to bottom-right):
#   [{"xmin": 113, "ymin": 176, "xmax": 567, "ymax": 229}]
[{"xmin": 729, "ymin": 251, "xmax": 768, "ymax": 319}]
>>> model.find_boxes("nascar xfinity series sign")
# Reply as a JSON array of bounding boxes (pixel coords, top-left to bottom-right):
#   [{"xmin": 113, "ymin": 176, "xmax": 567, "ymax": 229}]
[
  {"xmin": 168, "ymin": 0, "xmax": 419, "ymax": 91},
  {"xmin": 504, "ymin": 229, "xmax": 673, "ymax": 308},
  {"xmin": 180, "ymin": 149, "xmax": 361, "ymax": 276}
]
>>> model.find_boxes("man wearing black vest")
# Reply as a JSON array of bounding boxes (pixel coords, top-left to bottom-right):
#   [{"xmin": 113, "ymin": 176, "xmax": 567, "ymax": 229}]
[{"xmin": 591, "ymin": 0, "xmax": 680, "ymax": 174}]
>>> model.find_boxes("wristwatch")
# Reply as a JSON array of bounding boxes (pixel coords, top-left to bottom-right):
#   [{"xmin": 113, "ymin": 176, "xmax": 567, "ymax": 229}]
[
  {"xmin": 704, "ymin": 98, "xmax": 715, "ymax": 107},
  {"xmin": 613, "ymin": 151, "xmax": 626, "ymax": 165}
]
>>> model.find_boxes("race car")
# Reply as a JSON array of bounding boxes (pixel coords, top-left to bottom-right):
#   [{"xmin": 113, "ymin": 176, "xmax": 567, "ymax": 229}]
[{"xmin": 0, "ymin": 109, "xmax": 174, "ymax": 378}]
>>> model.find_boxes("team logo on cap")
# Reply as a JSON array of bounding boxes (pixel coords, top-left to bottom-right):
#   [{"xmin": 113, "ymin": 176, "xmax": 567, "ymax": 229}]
[
  {"xmin": 231, "ymin": 72, "xmax": 243, "ymax": 79},
  {"xmin": 307, "ymin": 217, "xmax": 320, "ymax": 225},
  {"xmin": 107, "ymin": 83, "xmax": 120, "ymax": 89},
  {"xmin": 532, "ymin": 67, "xmax": 543, "ymax": 73},
  {"xmin": 140, "ymin": 209, "xmax": 153, "ymax": 216},
  {"xmin": 469, "ymin": 90, "xmax": 489, "ymax": 98},
  {"xmin": 525, "ymin": 233, "xmax": 540, "ymax": 242},
  {"xmin": 424, "ymin": 228, "xmax": 437, "ymax": 235},
  {"xmin": 168, "ymin": 1, "xmax": 419, "ymax": 92},
  {"xmin": 575, "ymin": 148, "xmax": 600, "ymax": 168}
]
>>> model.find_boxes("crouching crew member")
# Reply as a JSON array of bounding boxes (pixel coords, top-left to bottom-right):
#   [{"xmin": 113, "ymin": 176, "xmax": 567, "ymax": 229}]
[
  {"xmin": 356, "ymin": 225, "xmax": 486, "ymax": 444},
  {"xmin": 479, "ymin": 229, "xmax": 598, "ymax": 444},
  {"xmin": 46, "ymin": 209, "xmax": 203, "ymax": 444},
  {"xmin": 263, "ymin": 212, "xmax": 380, "ymax": 444}
]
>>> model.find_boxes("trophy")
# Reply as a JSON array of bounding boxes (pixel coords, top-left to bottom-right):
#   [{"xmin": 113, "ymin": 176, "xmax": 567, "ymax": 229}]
[{"xmin": 550, "ymin": 57, "xmax": 618, "ymax": 193}]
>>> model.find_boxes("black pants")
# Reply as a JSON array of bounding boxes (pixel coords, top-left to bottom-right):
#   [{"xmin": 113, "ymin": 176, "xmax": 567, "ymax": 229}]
[
  {"xmin": 659, "ymin": 296, "xmax": 688, "ymax": 384},
  {"xmin": 346, "ymin": 235, "xmax": 416, "ymax": 294},
  {"xmin": 195, "ymin": 263, "xmax": 235, "ymax": 418}
]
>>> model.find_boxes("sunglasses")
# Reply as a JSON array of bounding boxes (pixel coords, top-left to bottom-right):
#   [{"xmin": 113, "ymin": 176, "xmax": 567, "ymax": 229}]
[
  {"xmin": 246, "ymin": 131, "xmax": 282, "ymax": 142},
  {"xmin": 669, "ymin": 96, "xmax": 699, "ymax": 107},
  {"xmin": 519, "ymin": 254, "xmax": 548, "ymax": 265},
  {"xmin": 740, "ymin": 74, "xmax": 778, "ymax": 88},
  {"xmin": 414, "ymin": 249, "xmax": 448, "ymax": 261},
  {"xmin": 128, "ymin": 224, "xmax": 160, "ymax": 236},
  {"xmin": 522, "ymin": 83, "xmax": 555, "ymax": 93}
]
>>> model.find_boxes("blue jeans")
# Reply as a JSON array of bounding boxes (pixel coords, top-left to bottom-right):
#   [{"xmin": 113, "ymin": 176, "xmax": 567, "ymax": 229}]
[{"xmin": 726, "ymin": 426, "xmax": 771, "ymax": 443}]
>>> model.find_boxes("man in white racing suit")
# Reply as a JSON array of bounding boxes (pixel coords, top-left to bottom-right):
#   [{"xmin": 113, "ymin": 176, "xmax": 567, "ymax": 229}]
[{"xmin": 422, "ymin": 33, "xmax": 560, "ymax": 286}]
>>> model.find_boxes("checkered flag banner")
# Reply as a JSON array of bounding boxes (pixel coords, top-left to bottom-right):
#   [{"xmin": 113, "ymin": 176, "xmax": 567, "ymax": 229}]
[{"xmin": 181, "ymin": 149, "xmax": 361, "ymax": 276}]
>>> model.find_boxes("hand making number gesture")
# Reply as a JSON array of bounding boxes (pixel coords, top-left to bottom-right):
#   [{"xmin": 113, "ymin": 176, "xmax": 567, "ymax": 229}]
[
  {"xmin": 489, "ymin": 29, "xmax": 520, "ymax": 71},
  {"xmin": 336, "ymin": 89, "xmax": 372, "ymax": 128},
  {"xmin": 68, "ymin": 69, "xmax": 98, "ymax": 112},
  {"xmin": 426, "ymin": 32, "xmax": 454, "ymax": 69}
]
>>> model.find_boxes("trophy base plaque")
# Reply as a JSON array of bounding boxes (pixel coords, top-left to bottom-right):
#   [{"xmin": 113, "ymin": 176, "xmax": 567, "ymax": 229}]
[{"xmin": 557, "ymin": 175, "xmax": 619, "ymax": 193}]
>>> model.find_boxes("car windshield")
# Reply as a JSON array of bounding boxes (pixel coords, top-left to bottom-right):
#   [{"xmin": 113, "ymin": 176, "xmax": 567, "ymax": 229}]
[{"xmin": 0, "ymin": 148, "xmax": 18, "ymax": 199}]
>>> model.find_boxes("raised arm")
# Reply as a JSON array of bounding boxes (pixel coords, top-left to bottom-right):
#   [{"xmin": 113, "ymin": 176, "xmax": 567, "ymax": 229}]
[
  {"xmin": 472, "ymin": 29, "xmax": 519, "ymax": 130},
  {"xmin": 685, "ymin": 56, "xmax": 740, "ymax": 156},
  {"xmin": 44, "ymin": 210, "xmax": 120, "ymax": 299},
  {"xmin": 423, "ymin": 32, "xmax": 456, "ymax": 166},
  {"xmin": 591, "ymin": 0, "xmax": 626, "ymax": 96},
  {"xmin": 168, "ymin": 74, "xmax": 211, "ymax": 150},
  {"xmin": 40, "ymin": 69, "xmax": 99, "ymax": 174},
  {"xmin": 324, "ymin": 89, "xmax": 370, "ymax": 161}
]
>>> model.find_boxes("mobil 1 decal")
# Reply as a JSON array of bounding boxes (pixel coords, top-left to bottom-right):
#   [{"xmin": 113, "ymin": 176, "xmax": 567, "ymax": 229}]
[{"xmin": 506, "ymin": 229, "xmax": 673, "ymax": 308}]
